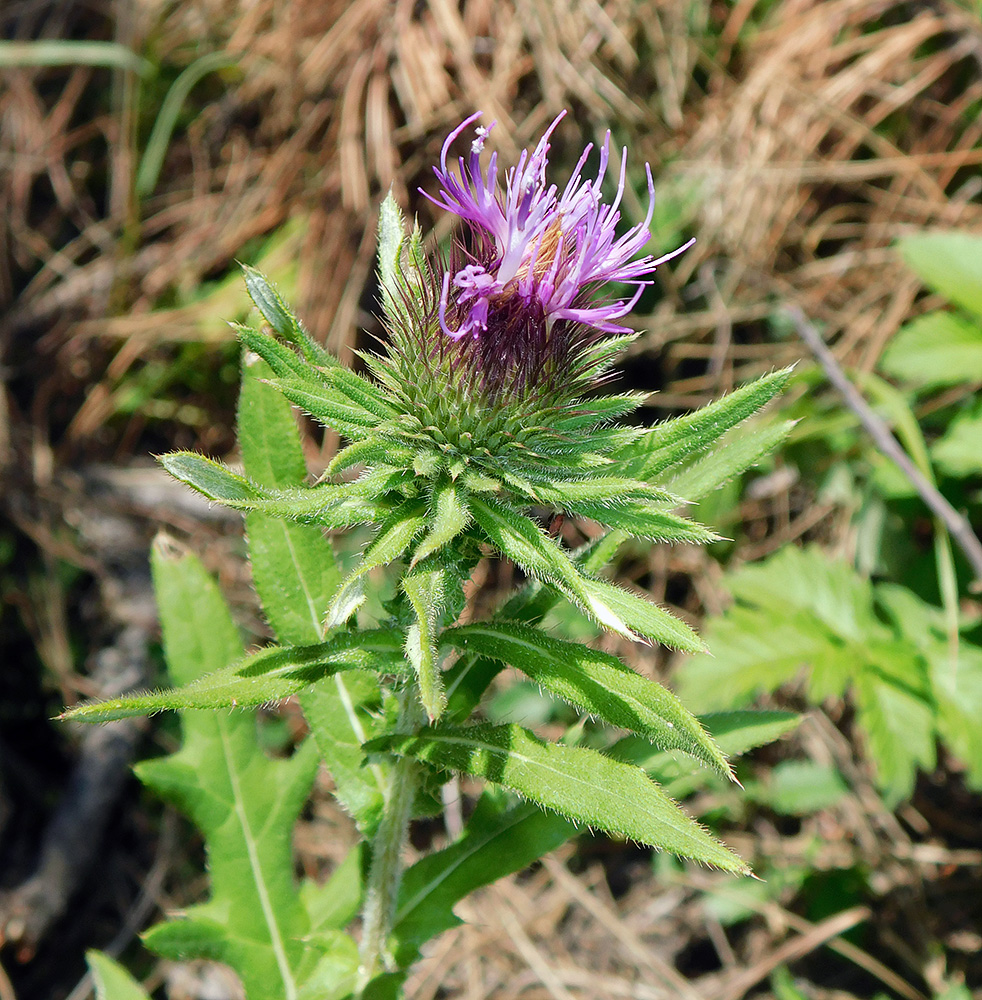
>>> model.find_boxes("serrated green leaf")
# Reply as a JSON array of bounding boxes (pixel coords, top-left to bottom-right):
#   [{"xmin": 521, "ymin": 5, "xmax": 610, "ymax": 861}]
[
  {"xmin": 87, "ymin": 951, "xmax": 151, "ymax": 1000},
  {"xmin": 897, "ymin": 231, "xmax": 982, "ymax": 319},
  {"xmin": 854, "ymin": 666, "xmax": 935, "ymax": 806},
  {"xmin": 931, "ymin": 645, "xmax": 982, "ymax": 791},
  {"xmin": 136, "ymin": 545, "xmax": 318, "ymax": 999},
  {"xmin": 269, "ymin": 377, "xmax": 381, "ymax": 438},
  {"xmin": 667, "ymin": 419, "xmax": 796, "ymax": 502},
  {"xmin": 570, "ymin": 502, "xmax": 718, "ymax": 544},
  {"xmin": 367, "ymin": 723, "xmax": 748, "ymax": 871},
  {"xmin": 619, "ymin": 369, "xmax": 792, "ymax": 480},
  {"xmin": 402, "ymin": 563, "xmax": 447, "ymax": 721},
  {"xmin": 411, "ymin": 479, "xmax": 470, "ymax": 566},
  {"xmin": 444, "ymin": 622, "xmax": 731, "ymax": 777}
]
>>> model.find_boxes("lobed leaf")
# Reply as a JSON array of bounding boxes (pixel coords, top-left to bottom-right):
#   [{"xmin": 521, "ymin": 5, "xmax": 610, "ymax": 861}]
[
  {"xmin": 136, "ymin": 545, "xmax": 318, "ymax": 998},
  {"xmin": 367, "ymin": 723, "xmax": 748, "ymax": 872}
]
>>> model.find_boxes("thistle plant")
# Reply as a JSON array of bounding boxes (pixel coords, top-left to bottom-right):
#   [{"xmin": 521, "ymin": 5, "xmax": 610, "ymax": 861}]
[{"xmin": 69, "ymin": 114, "xmax": 796, "ymax": 1000}]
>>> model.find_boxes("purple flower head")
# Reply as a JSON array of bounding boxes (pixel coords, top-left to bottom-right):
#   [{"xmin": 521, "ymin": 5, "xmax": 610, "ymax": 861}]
[{"xmin": 424, "ymin": 111, "xmax": 694, "ymax": 350}]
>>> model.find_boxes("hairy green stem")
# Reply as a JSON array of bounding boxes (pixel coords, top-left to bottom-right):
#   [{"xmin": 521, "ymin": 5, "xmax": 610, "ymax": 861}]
[{"xmin": 356, "ymin": 690, "xmax": 422, "ymax": 993}]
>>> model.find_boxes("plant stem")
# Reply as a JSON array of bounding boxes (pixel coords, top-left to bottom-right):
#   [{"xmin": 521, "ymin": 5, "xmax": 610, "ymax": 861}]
[{"xmin": 356, "ymin": 689, "xmax": 422, "ymax": 994}]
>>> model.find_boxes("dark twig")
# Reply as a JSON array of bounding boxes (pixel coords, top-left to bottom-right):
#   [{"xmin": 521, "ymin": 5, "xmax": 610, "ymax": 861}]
[{"xmin": 789, "ymin": 307, "xmax": 982, "ymax": 592}]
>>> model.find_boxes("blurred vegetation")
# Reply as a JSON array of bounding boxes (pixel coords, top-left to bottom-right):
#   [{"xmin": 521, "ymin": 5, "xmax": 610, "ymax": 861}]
[{"xmin": 2, "ymin": 1, "xmax": 981, "ymax": 999}]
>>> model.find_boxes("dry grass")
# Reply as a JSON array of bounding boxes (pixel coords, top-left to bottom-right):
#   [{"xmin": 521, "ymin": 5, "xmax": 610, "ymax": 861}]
[{"xmin": 2, "ymin": 0, "xmax": 982, "ymax": 998}]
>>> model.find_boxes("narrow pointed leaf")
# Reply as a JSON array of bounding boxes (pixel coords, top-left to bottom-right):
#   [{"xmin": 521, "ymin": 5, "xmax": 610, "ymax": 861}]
[
  {"xmin": 667, "ymin": 419, "xmax": 796, "ymax": 502},
  {"xmin": 327, "ymin": 501, "xmax": 426, "ymax": 625},
  {"xmin": 324, "ymin": 366, "xmax": 396, "ymax": 419},
  {"xmin": 570, "ymin": 502, "xmax": 718, "ymax": 544},
  {"xmin": 269, "ymin": 377, "xmax": 381, "ymax": 438},
  {"xmin": 575, "ymin": 577, "xmax": 707, "ymax": 652},
  {"xmin": 402, "ymin": 564, "xmax": 447, "ymax": 721},
  {"xmin": 62, "ymin": 630, "xmax": 406, "ymax": 720},
  {"xmin": 620, "ymin": 369, "xmax": 792, "ymax": 480},
  {"xmin": 443, "ymin": 622, "xmax": 731, "ymax": 777},
  {"xmin": 241, "ymin": 264, "xmax": 336, "ymax": 366},
  {"xmin": 412, "ymin": 479, "xmax": 470, "ymax": 566},
  {"xmin": 468, "ymin": 495, "xmax": 634, "ymax": 638},
  {"xmin": 160, "ymin": 451, "xmax": 261, "ymax": 502},
  {"xmin": 367, "ymin": 723, "xmax": 747, "ymax": 872},
  {"xmin": 236, "ymin": 323, "xmax": 320, "ymax": 381}
]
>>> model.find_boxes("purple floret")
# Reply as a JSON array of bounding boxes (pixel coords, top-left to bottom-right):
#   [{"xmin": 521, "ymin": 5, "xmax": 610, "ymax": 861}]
[{"xmin": 424, "ymin": 111, "xmax": 693, "ymax": 342}]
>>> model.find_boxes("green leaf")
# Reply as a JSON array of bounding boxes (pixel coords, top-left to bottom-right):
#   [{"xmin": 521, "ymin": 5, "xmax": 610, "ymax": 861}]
[
  {"xmin": 700, "ymin": 711, "xmax": 801, "ymax": 757},
  {"xmin": 411, "ymin": 479, "xmax": 470, "ymax": 566},
  {"xmin": 932, "ymin": 399, "xmax": 982, "ymax": 477},
  {"xmin": 931, "ymin": 646, "xmax": 982, "ymax": 791},
  {"xmin": 237, "ymin": 362, "xmax": 390, "ymax": 835},
  {"xmin": 302, "ymin": 672, "xmax": 390, "ymax": 835},
  {"xmin": 392, "ymin": 792, "xmax": 575, "ymax": 967},
  {"xmin": 469, "ymin": 495, "xmax": 702, "ymax": 647},
  {"xmin": 236, "ymin": 323, "xmax": 321, "ymax": 381},
  {"xmin": 242, "ymin": 264, "xmax": 335, "ymax": 366},
  {"xmin": 87, "ymin": 951, "xmax": 151, "ymax": 1000},
  {"xmin": 136, "ymin": 544, "xmax": 318, "ymax": 1000},
  {"xmin": 570, "ymin": 502, "xmax": 718, "ymax": 544},
  {"xmin": 367, "ymin": 723, "xmax": 748, "ymax": 872},
  {"xmin": 327, "ymin": 500, "xmax": 426, "ymax": 626},
  {"xmin": 63, "ymin": 630, "xmax": 407, "ymax": 720},
  {"xmin": 754, "ymin": 760, "xmax": 848, "ymax": 816},
  {"xmin": 879, "ymin": 311, "xmax": 982, "ymax": 388},
  {"xmin": 619, "ymin": 368, "xmax": 793, "ymax": 480},
  {"xmin": 574, "ymin": 576, "xmax": 706, "ymax": 652},
  {"xmin": 854, "ymin": 664, "xmax": 935, "ymax": 806},
  {"xmin": 667, "ymin": 419, "xmax": 796, "ymax": 502},
  {"xmin": 239, "ymin": 353, "xmax": 342, "ymax": 642},
  {"xmin": 897, "ymin": 231, "xmax": 982, "ymax": 319},
  {"xmin": 269, "ymin": 377, "xmax": 382, "ymax": 438},
  {"xmin": 444, "ymin": 622, "xmax": 731, "ymax": 777},
  {"xmin": 160, "ymin": 451, "xmax": 261, "ymax": 502},
  {"xmin": 402, "ymin": 563, "xmax": 448, "ymax": 721}
]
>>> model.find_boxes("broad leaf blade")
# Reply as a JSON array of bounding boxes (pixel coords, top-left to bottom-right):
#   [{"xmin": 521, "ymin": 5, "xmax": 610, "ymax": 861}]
[
  {"xmin": 392, "ymin": 792, "xmax": 575, "ymax": 967},
  {"xmin": 444, "ymin": 622, "xmax": 731, "ymax": 778},
  {"xmin": 237, "ymin": 361, "xmax": 390, "ymax": 837},
  {"xmin": 367, "ymin": 723, "xmax": 748, "ymax": 872}
]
